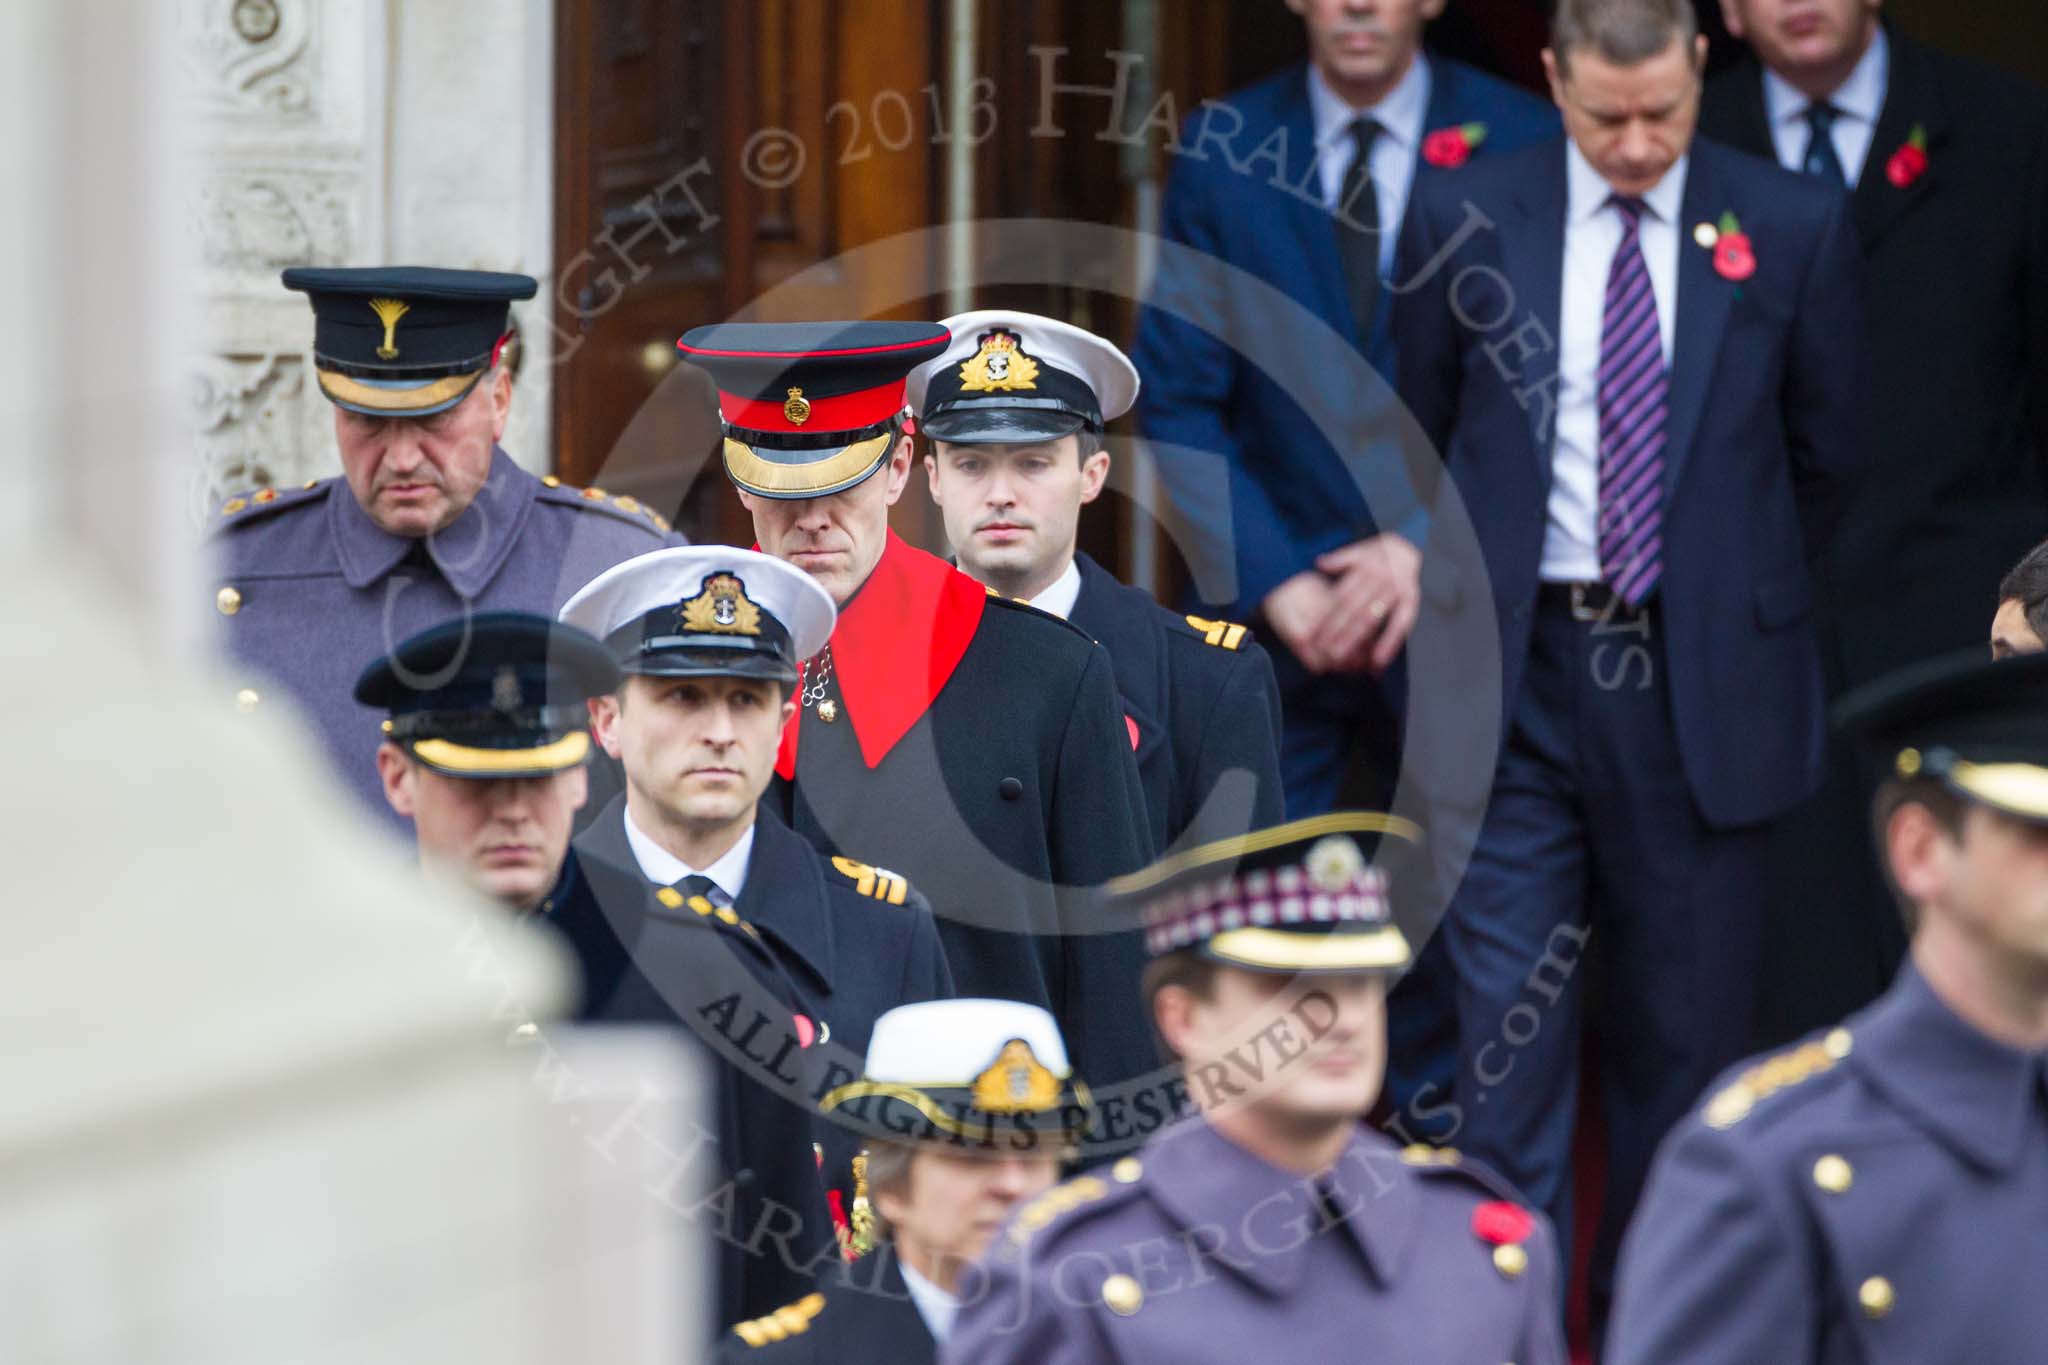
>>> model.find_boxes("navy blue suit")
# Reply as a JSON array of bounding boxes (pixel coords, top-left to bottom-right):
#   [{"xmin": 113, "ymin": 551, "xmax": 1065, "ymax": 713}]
[
  {"xmin": 1390, "ymin": 135, "xmax": 1868, "ymax": 1320},
  {"xmin": 1133, "ymin": 55, "xmax": 1557, "ymax": 818}
]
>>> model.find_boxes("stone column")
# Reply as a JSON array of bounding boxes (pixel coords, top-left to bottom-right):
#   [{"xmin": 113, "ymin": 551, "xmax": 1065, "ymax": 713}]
[{"xmin": 0, "ymin": 4, "xmax": 702, "ymax": 1360}]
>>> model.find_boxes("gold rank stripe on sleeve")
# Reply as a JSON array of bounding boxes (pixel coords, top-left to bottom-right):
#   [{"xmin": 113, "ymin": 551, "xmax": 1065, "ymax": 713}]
[
  {"xmin": 1703, "ymin": 1028, "xmax": 1854, "ymax": 1130},
  {"xmin": 731, "ymin": 1292, "xmax": 827, "ymax": 1348},
  {"xmin": 1184, "ymin": 614, "xmax": 1249, "ymax": 650},
  {"xmin": 829, "ymin": 855, "xmax": 910, "ymax": 905}
]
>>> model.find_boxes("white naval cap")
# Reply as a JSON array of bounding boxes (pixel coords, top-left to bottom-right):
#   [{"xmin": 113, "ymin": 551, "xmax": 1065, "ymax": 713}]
[
  {"xmin": 861, "ymin": 997, "xmax": 1073, "ymax": 1083},
  {"xmin": 558, "ymin": 545, "xmax": 835, "ymax": 683},
  {"xmin": 907, "ymin": 309, "xmax": 1140, "ymax": 445}
]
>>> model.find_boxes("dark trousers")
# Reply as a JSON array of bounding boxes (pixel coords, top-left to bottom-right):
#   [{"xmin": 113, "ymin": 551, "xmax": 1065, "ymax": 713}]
[{"xmin": 1440, "ymin": 590, "xmax": 1769, "ymax": 1324}]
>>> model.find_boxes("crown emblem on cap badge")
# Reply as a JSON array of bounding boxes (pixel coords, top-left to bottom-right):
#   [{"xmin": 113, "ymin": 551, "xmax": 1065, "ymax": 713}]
[
  {"xmin": 970, "ymin": 1038, "xmax": 1061, "ymax": 1113},
  {"xmin": 368, "ymin": 297, "xmax": 410, "ymax": 360},
  {"xmin": 680, "ymin": 573, "xmax": 764, "ymax": 637},
  {"xmin": 959, "ymin": 329, "xmax": 1040, "ymax": 393},
  {"xmin": 783, "ymin": 387, "xmax": 812, "ymax": 426},
  {"xmin": 1307, "ymin": 835, "xmax": 1367, "ymax": 893},
  {"xmin": 490, "ymin": 665, "xmax": 525, "ymax": 715}
]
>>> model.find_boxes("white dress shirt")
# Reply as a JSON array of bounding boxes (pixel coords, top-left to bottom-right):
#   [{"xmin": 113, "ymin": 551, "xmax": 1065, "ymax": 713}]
[
  {"xmin": 624, "ymin": 810, "xmax": 754, "ymax": 904},
  {"xmin": 1024, "ymin": 558, "xmax": 1083, "ymax": 620},
  {"xmin": 901, "ymin": 1261, "xmax": 960, "ymax": 1342},
  {"xmin": 1307, "ymin": 56, "xmax": 1433, "ymax": 278},
  {"xmin": 1762, "ymin": 26, "xmax": 1890, "ymax": 188},
  {"xmin": 1541, "ymin": 142, "xmax": 1687, "ymax": 583}
]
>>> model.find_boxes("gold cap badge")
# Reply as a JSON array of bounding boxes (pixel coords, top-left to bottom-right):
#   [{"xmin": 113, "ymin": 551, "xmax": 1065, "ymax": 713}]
[
  {"xmin": 679, "ymin": 573, "xmax": 764, "ymax": 636},
  {"xmin": 959, "ymin": 329, "xmax": 1040, "ymax": 393},
  {"xmin": 970, "ymin": 1038, "xmax": 1062, "ymax": 1113},
  {"xmin": 368, "ymin": 297, "xmax": 410, "ymax": 360},
  {"xmin": 784, "ymin": 386, "xmax": 812, "ymax": 425}
]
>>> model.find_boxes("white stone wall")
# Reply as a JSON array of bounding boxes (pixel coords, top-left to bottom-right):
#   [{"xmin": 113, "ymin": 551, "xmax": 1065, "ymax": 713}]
[{"xmin": 183, "ymin": 0, "xmax": 555, "ymax": 520}]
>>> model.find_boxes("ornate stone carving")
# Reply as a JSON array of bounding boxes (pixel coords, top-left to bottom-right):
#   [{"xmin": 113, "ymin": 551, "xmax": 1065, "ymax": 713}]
[
  {"xmin": 179, "ymin": 0, "xmax": 315, "ymax": 119},
  {"xmin": 195, "ymin": 172, "xmax": 355, "ymax": 271},
  {"xmin": 190, "ymin": 353, "xmax": 313, "ymax": 510}
]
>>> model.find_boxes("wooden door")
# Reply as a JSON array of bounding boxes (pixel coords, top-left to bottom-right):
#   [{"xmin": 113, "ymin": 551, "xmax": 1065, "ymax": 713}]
[{"xmin": 553, "ymin": 0, "xmax": 939, "ymax": 545}]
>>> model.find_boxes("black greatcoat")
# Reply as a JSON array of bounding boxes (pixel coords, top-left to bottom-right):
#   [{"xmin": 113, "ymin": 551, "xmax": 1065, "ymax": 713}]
[
  {"xmin": 1700, "ymin": 25, "xmax": 2048, "ymax": 1036},
  {"xmin": 712, "ymin": 1247, "xmax": 937, "ymax": 1365},
  {"xmin": 1702, "ymin": 26, "xmax": 2048, "ymax": 684},
  {"xmin": 546, "ymin": 797, "xmax": 953, "ymax": 1333},
  {"xmin": 1065, "ymin": 551, "xmax": 1285, "ymax": 854},
  {"xmin": 770, "ymin": 537, "xmax": 1156, "ymax": 1094}
]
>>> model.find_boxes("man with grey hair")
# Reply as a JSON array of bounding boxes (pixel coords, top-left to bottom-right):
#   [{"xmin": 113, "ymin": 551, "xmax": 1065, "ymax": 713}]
[
  {"xmin": 210, "ymin": 267, "xmax": 683, "ymax": 829},
  {"xmin": 1389, "ymin": 0, "xmax": 1867, "ymax": 1333}
]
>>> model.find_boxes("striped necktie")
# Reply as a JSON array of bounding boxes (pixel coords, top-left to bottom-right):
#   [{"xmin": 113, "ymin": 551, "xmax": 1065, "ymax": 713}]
[{"xmin": 1596, "ymin": 195, "xmax": 1667, "ymax": 606}]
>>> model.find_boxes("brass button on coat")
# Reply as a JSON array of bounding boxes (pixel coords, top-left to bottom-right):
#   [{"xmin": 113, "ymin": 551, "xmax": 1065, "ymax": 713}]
[
  {"xmin": 216, "ymin": 586, "xmax": 243, "ymax": 616},
  {"xmin": 1101, "ymin": 1273, "xmax": 1143, "ymax": 1316},
  {"xmin": 1493, "ymin": 1243, "xmax": 1529, "ymax": 1279},
  {"xmin": 1859, "ymin": 1276, "xmax": 1894, "ymax": 1318},
  {"xmin": 234, "ymin": 687, "xmax": 261, "ymax": 713},
  {"xmin": 1812, "ymin": 1154, "xmax": 1853, "ymax": 1194}
]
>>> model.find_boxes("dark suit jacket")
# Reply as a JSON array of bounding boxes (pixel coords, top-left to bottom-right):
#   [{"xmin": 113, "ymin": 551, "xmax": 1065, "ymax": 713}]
[
  {"xmin": 1701, "ymin": 26, "xmax": 2048, "ymax": 686},
  {"xmin": 547, "ymin": 800, "xmax": 953, "ymax": 1329},
  {"xmin": 713, "ymin": 1249, "xmax": 936, "ymax": 1365},
  {"xmin": 1133, "ymin": 56, "xmax": 1559, "ymax": 617},
  {"xmin": 1391, "ymin": 137, "xmax": 1868, "ymax": 827}
]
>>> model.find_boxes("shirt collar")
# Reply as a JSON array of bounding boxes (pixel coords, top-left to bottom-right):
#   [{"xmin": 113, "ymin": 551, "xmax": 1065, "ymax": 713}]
[
  {"xmin": 1566, "ymin": 138, "xmax": 1688, "ymax": 225},
  {"xmin": 1762, "ymin": 23, "xmax": 1889, "ymax": 129},
  {"xmin": 1024, "ymin": 558, "xmax": 1083, "ymax": 620},
  {"xmin": 898, "ymin": 1261, "xmax": 959, "ymax": 1342},
  {"xmin": 1306, "ymin": 53, "xmax": 1432, "ymax": 153},
  {"xmin": 622, "ymin": 811, "xmax": 755, "ymax": 901},
  {"xmin": 1849, "ymin": 958, "xmax": 2046, "ymax": 1174},
  {"xmin": 328, "ymin": 445, "xmax": 535, "ymax": 597}
]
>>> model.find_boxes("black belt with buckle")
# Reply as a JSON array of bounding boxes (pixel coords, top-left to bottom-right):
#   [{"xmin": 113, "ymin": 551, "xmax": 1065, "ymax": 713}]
[{"xmin": 1538, "ymin": 581, "xmax": 1644, "ymax": 622}]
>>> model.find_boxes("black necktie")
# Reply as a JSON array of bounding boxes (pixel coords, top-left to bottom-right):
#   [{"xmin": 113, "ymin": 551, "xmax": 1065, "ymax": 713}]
[
  {"xmin": 1802, "ymin": 102, "xmax": 1848, "ymax": 187},
  {"xmin": 1335, "ymin": 116, "xmax": 1383, "ymax": 338},
  {"xmin": 670, "ymin": 873, "xmax": 718, "ymax": 906}
]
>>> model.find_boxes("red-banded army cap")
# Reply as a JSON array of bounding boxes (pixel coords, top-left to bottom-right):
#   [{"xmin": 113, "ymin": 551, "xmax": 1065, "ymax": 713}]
[
  {"xmin": 1108, "ymin": 812, "xmax": 1419, "ymax": 975},
  {"xmin": 676, "ymin": 321, "xmax": 951, "ymax": 499}
]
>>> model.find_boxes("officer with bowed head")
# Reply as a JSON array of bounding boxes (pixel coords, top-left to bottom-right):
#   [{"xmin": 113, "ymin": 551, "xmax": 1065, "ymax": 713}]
[
  {"xmin": 947, "ymin": 814, "xmax": 1567, "ymax": 1365},
  {"xmin": 1609, "ymin": 649, "xmax": 2048, "ymax": 1363},
  {"xmin": 716, "ymin": 997, "xmax": 1088, "ymax": 1362},
  {"xmin": 352, "ymin": 611, "xmax": 619, "ymax": 914},
  {"xmin": 675, "ymin": 321, "xmax": 1157, "ymax": 1091},
  {"xmin": 213, "ymin": 267, "xmax": 679, "ymax": 829},
  {"xmin": 555, "ymin": 545, "xmax": 955, "ymax": 1328},
  {"xmin": 908, "ymin": 310, "xmax": 1286, "ymax": 856}
]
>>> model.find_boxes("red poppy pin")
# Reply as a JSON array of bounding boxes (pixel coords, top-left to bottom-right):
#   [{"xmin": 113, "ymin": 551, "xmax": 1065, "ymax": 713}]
[
  {"xmin": 1472, "ymin": 1200, "xmax": 1536, "ymax": 1245},
  {"xmin": 1693, "ymin": 210, "xmax": 1756, "ymax": 282},
  {"xmin": 1422, "ymin": 122, "xmax": 1487, "ymax": 168},
  {"xmin": 1886, "ymin": 124, "xmax": 1929, "ymax": 189}
]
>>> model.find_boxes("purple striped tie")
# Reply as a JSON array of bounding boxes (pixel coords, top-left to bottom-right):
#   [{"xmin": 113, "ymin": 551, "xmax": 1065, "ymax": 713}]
[{"xmin": 1596, "ymin": 196, "xmax": 1666, "ymax": 606}]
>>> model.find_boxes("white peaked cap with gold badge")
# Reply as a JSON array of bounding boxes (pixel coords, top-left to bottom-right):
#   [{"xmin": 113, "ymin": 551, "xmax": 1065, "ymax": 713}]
[
  {"xmin": 862, "ymin": 997, "xmax": 1073, "ymax": 1084},
  {"xmin": 908, "ymin": 309, "xmax": 1141, "ymax": 445},
  {"xmin": 558, "ymin": 545, "xmax": 836, "ymax": 684}
]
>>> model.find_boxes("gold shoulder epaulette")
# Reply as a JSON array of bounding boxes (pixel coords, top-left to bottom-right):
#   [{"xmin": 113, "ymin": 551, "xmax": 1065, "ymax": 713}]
[
  {"xmin": 1704, "ymin": 1028, "xmax": 1853, "ymax": 1130},
  {"xmin": 1184, "ymin": 614, "xmax": 1249, "ymax": 650},
  {"xmin": 538, "ymin": 474, "xmax": 672, "ymax": 532},
  {"xmin": 731, "ymin": 1292, "xmax": 826, "ymax": 1348},
  {"xmin": 829, "ymin": 855, "xmax": 910, "ymax": 906},
  {"xmin": 1007, "ymin": 1173, "xmax": 1110, "ymax": 1246},
  {"xmin": 1398, "ymin": 1143, "xmax": 1464, "ymax": 1167}
]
